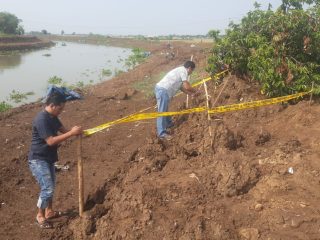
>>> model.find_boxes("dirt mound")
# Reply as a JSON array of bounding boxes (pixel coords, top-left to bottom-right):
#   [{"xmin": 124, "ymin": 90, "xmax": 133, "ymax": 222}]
[
  {"xmin": 67, "ymin": 76, "xmax": 320, "ymax": 240},
  {"xmin": 1, "ymin": 39, "xmax": 320, "ymax": 240}
]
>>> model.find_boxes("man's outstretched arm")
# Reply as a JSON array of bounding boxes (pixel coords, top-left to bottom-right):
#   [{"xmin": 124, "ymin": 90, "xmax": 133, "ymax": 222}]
[
  {"xmin": 46, "ymin": 126, "xmax": 82, "ymax": 146},
  {"xmin": 181, "ymin": 81, "xmax": 198, "ymax": 96}
]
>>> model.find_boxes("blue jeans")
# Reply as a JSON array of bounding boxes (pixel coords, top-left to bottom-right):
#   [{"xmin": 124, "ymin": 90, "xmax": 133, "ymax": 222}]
[
  {"xmin": 29, "ymin": 159, "xmax": 55, "ymax": 209},
  {"xmin": 155, "ymin": 86, "xmax": 172, "ymax": 137}
]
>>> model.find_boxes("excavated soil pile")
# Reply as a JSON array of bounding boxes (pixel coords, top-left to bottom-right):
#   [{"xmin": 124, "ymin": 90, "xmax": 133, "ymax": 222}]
[
  {"xmin": 70, "ymin": 76, "xmax": 320, "ymax": 240},
  {"xmin": 1, "ymin": 40, "xmax": 320, "ymax": 240}
]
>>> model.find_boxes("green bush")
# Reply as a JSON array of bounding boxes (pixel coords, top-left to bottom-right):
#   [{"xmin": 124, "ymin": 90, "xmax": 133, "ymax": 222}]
[
  {"xmin": 207, "ymin": 1, "xmax": 320, "ymax": 96},
  {"xmin": 114, "ymin": 68, "xmax": 125, "ymax": 76},
  {"xmin": 125, "ymin": 48, "xmax": 147, "ymax": 69},
  {"xmin": 0, "ymin": 101, "xmax": 12, "ymax": 112}
]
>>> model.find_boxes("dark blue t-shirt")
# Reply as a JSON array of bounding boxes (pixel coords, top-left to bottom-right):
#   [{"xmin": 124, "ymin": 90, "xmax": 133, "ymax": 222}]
[{"xmin": 28, "ymin": 111, "xmax": 62, "ymax": 163}]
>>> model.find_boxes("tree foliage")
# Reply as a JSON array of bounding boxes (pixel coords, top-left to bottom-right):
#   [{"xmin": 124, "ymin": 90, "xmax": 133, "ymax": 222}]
[
  {"xmin": 0, "ymin": 12, "xmax": 24, "ymax": 35},
  {"xmin": 280, "ymin": 0, "xmax": 320, "ymax": 12},
  {"xmin": 207, "ymin": 1, "xmax": 320, "ymax": 96},
  {"xmin": 207, "ymin": 29, "xmax": 220, "ymax": 41}
]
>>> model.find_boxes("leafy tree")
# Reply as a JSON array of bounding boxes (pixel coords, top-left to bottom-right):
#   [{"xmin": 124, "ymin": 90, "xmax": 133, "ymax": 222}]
[
  {"xmin": 254, "ymin": 1, "xmax": 261, "ymax": 9},
  {"xmin": 280, "ymin": 0, "xmax": 320, "ymax": 12},
  {"xmin": 207, "ymin": 29, "xmax": 220, "ymax": 41},
  {"xmin": 41, "ymin": 29, "xmax": 48, "ymax": 34},
  {"xmin": 16, "ymin": 25, "xmax": 24, "ymax": 35},
  {"xmin": 207, "ymin": 1, "xmax": 320, "ymax": 96},
  {"xmin": 0, "ymin": 12, "xmax": 24, "ymax": 34}
]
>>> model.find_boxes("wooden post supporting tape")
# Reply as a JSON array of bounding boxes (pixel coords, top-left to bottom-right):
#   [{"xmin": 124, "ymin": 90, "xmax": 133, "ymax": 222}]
[
  {"xmin": 186, "ymin": 55, "xmax": 193, "ymax": 108},
  {"xmin": 309, "ymin": 82, "xmax": 314, "ymax": 106},
  {"xmin": 77, "ymin": 135, "xmax": 84, "ymax": 217},
  {"xmin": 203, "ymin": 80, "xmax": 213, "ymax": 147}
]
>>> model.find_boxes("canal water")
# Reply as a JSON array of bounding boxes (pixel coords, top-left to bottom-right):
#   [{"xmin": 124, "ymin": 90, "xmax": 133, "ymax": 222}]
[{"xmin": 0, "ymin": 42, "xmax": 131, "ymax": 105}]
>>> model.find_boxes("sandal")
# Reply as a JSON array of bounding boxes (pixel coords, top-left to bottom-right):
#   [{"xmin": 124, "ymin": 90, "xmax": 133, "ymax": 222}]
[
  {"xmin": 45, "ymin": 211, "xmax": 64, "ymax": 219},
  {"xmin": 36, "ymin": 218, "xmax": 53, "ymax": 229}
]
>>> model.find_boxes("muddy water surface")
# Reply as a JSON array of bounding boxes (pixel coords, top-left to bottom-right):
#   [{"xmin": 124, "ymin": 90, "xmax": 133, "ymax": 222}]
[{"xmin": 0, "ymin": 41, "xmax": 130, "ymax": 105}]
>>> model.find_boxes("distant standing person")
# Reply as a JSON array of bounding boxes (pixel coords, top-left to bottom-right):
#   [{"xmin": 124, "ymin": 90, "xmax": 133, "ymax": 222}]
[
  {"xmin": 28, "ymin": 93, "xmax": 82, "ymax": 229},
  {"xmin": 154, "ymin": 60, "xmax": 198, "ymax": 140}
]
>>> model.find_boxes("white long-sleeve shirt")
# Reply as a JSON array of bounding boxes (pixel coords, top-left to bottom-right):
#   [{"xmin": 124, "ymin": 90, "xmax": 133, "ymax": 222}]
[{"xmin": 156, "ymin": 66, "xmax": 188, "ymax": 99}]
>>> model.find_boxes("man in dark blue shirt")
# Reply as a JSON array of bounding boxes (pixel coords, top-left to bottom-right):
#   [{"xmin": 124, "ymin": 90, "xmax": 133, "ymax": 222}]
[{"xmin": 28, "ymin": 93, "xmax": 82, "ymax": 228}]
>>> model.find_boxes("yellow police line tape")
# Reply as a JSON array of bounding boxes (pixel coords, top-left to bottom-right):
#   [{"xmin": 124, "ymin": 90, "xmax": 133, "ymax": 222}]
[
  {"xmin": 84, "ymin": 70, "xmax": 229, "ymax": 136},
  {"xmin": 139, "ymin": 69, "xmax": 229, "ymax": 112},
  {"xmin": 83, "ymin": 70, "xmax": 229, "ymax": 136},
  {"xmin": 83, "ymin": 91, "xmax": 309, "ymax": 136},
  {"xmin": 191, "ymin": 69, "xmax": 228, "ymax": 87}
]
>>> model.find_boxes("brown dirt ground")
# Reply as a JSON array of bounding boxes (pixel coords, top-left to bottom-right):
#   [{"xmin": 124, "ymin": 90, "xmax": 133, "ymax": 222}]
[{"xmin": 1, "ymin": 39, "xmax": 320, "ymax": 240}]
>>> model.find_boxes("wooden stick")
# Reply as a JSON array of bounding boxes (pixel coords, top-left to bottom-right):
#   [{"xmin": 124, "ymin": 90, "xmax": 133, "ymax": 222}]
[
  {"xmin": 210, "ymin": 75, "xmax": 229, "ymax": 151},
  {"xmin": 186, "ymin": 55, "xmax": 193, "ymax": 108},
  {"xmin": 186, "ymin": 95, "xmax": 189, "ymax": 108},
  {"xmin": 309, "ymin": 82, "xmax": 314, "ymax": 106},
  {"xmin": 212, "ymin": 77, "xmax": 229, "ymax": 107},
  {"xmin": 77, "ymin": 135, "xmax": 84, "ymax": 217},
  {"xmin": 203, "ymin": 81, "xmax": 213, "ymax": 147}
]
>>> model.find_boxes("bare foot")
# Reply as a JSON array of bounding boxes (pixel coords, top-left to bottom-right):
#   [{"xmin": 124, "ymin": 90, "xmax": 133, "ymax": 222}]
[
  {"xmin": 45, "ymin": 210, "xmax": 63, "ymax": 219},
  {"xmin": 36, "ymin": 215, "xmax": 52, "ymax": 229}
]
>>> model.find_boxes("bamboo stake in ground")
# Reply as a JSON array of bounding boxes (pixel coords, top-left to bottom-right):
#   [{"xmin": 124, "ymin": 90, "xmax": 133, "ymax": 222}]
[
  {"xmin": 203, "ymin": 80, "xmax": 213, "ymax": 147},
  {"xmin": 309, "ymin": 82, "xmax": 314, "ymax": 106},
  {"xmin": 210, "ymin": 75, "xmax": 229, "ymax": 151},
  {"xmin": 212, "ymin": 76, "xmax": 229, "ymax": 107},
  {"xmin": 186, "ymin": 55, "xmax": 194, "ymax": 108},
  {"xmin": 77, "ymin": 135, "xmax": 84, "ymax": 217}
]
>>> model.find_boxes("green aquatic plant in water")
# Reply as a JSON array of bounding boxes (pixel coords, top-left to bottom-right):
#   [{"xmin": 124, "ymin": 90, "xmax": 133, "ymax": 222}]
[
  {"xmin": 102, "ymin": 68, "xmax": 112, "ymax": 76},
  {"xmin": 9, "ymin": 90, "xmax": 34, "ymax": 103},
  {"xmin": 48, "ymin": 76, "xmax": 63, "ymax": 85}
]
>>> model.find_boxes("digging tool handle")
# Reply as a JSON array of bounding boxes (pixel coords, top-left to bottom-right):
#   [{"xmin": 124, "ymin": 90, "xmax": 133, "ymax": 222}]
[{"xmin": 77, "ymin": 135, "xmax": 84, "ymax": 217}]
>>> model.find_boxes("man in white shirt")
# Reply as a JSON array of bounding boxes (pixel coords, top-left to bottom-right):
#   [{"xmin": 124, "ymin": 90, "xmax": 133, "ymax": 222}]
[{"xmin": 154, "ymin": 61, "xmax": 197, "ymax": 140}]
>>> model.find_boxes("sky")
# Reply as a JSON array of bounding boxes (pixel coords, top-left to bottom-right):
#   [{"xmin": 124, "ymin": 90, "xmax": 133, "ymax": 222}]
[{"xmin": 1, "ymin": 0, "xmax": 283, "ymax": 36}]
